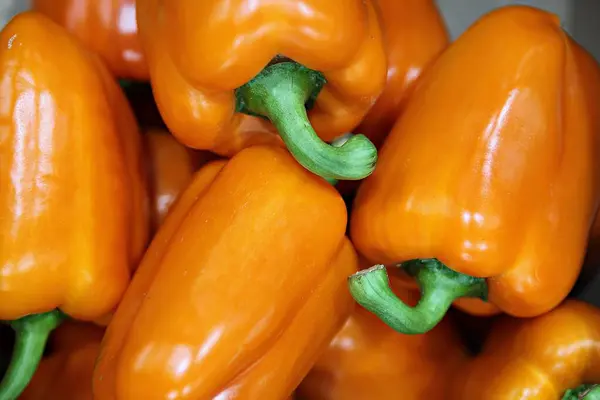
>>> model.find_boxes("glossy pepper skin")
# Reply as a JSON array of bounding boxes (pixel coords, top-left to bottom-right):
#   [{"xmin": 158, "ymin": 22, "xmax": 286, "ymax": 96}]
[
  {"xmin": 349, "ymin": 6, "xmax": 600, "ymax": 335},
  {"xmin": 358, "ymin": 0, "xmax": 449, "ymax": 148},
  {"xmin": 94, "ymin": 145, "xmax": 356, "ymax": 399},
  {"xmin": 20, "ymin": 322, "xmax": 104, "ymax": 400},
  {"xmin": 452, "ymin": 300, "xmax": 600, "ymax": 400},
  {"xmin": 0, "ymin": 12, "xmax": 149, "ymax": 399},
  {"xmin": 144, "ymin": 129, "xmax": 217, "ymax": 232},
  {"xmin": 297, "ymin": 269, "xmax": 466, "ymax": 400},
  {"xmin": 136, "ymin": 0, "xmax": 386, "ymax": 180},
  {"xmin": 33, "ymin": 0, "xmax": 148, "ymax": 80}
]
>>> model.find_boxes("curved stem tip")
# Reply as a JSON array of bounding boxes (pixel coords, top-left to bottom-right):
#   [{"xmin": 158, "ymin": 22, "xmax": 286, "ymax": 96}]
[{"xmin": 236, "ymin": 62, "xmax": 377, "ymax": 181}]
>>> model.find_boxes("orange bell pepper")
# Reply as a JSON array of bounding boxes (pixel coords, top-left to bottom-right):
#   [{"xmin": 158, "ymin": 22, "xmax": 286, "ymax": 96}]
[
  {"xmin": 452, "ymin": 300, "xmax": 600, "ymax": 400},
  {"xmin": 349, "ymin": 6, "xmax": 600, "ymax": 334},
  {"xmin": 20, "ymin": 321, "xmax": 104, "ymax": 400},
  {"xmin": 0, "ymin": 12, "xmax": 149, "ymax": 399},
  {"xmin": 93, "ymin": 145, "xmax": 356, "ymax": 399},
  {"xmin": 297, "ymin": 269, "xmax": 466, "ymax": 400},
  {"xmin": 32, "ymin": 0, "xmax": 148, "ymax": 80},
  {"xmin": 136, "ymin": 0, "xmax": 387, "ymax": 180},
  {"xmin": 144, "ymin": 129, "xmax": 218, "ymax": 231},
  {"xmin": 357, "ymin": 0, "xmax": 449, "ymax": 148}
]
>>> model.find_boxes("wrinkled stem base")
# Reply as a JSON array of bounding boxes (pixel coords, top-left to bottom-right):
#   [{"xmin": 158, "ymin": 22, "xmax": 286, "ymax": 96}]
[
  {"xmin": 348, "ymin": 259, "xmax": 488, "ymax": 335},
  {"xmin": 0, "ymin": 310, "xmax": 65, "ymax": 400},
  {"xmin": 235, "ymin": 62, "xmax": 377, "ymax": 181}
]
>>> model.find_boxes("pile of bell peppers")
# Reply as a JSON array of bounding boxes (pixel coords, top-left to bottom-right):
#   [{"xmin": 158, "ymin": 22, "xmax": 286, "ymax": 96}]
[{"xmin": 0, "ymin": 1, "xmax": 599, "ymax": 399}]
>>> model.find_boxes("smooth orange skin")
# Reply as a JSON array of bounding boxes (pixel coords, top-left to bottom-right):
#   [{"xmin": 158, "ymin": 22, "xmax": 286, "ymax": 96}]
[
  {"xmin": 144, "ymin": 129, "xmax": 218, "ymax": 232},
  {"xmin": 215, "ymin": 240, "xmax": 357, "ymax": 399},
  {"xmin": 94, "ymin": 146, "xmax": 350, "ymax": 399},
  {"xmin": 297, "ymin": 271, "xmax": 466, "ymax": 400},
  {"xmin": 351, "ymin": 6, "xmax": 600, "ymax": 318},
  {"xmin": 20, "ymin": 322, "xmax": 104, "ymax": 400},
  {"xmin": 453, "ymin": 300, "xmax": 600, "ymax": 399},
  {"xmin": 357, "ymin": 0, "xmax": 449, "ymax": 148},
  {"xmin": 33, "ymin": 0, "xmax": 148, "ymax": 80},
  {"xmin": 0, "ymin": 12, "xmax": 149, "ymax": 321},
  {"xmin": 136, "ymin": 0, "xmax": 387, "ymax": 156}
]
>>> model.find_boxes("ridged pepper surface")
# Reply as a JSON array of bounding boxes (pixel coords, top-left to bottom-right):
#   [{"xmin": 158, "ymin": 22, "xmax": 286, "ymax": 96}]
[{"xmin": 0, "ymin": 12, "xmax": 149, "ymax": 399}]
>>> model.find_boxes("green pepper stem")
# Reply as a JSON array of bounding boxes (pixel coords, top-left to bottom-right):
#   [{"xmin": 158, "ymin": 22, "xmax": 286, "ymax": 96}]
[
  {"xmin": 563, "ymin": 384, "xmax": 600, "ymax": 400},
  {"xmin": 235, "ymin": 62, "xmax": 377, "ymax": 181},
  {"xmin": 584, "ymin": 387, "xmax": 600, "ymax": 400},
  {"xmin": 323, "ymin": 134, "xmax": 353, "ymax": 185},
  {"xmin": 348, "ymin": 259, "xmax": 488, "ymax": 335},
  {"xmin": 0, "ymin": 310, "xmax": 66, "ymax": 400}
]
